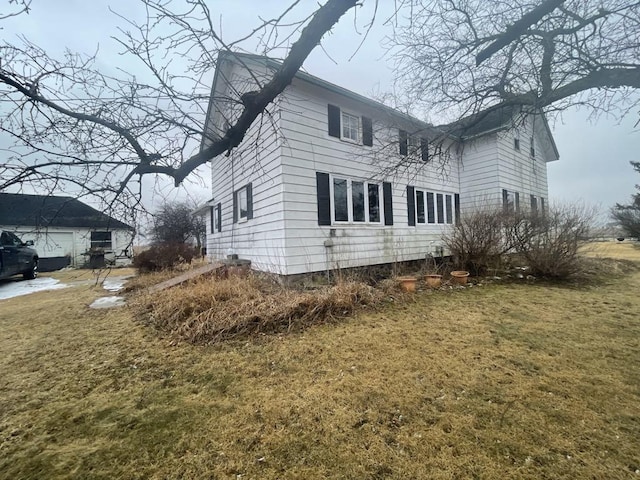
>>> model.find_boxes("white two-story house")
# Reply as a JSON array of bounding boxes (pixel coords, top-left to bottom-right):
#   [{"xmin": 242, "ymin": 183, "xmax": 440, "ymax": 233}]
[{"xmin": 200, "ymin": 52, "xmax": 559, "ymax": 276}]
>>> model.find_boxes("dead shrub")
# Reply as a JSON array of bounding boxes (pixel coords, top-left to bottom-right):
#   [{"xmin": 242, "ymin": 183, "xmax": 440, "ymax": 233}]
[
  {"xmin": 444, "ymin": 204, "xmax": 595, "ymax": 279},
  {"xmin": 133, "ymin": 243, "xmax": 201, "ymax": 273},
  {"xmin": 443, "ymin": 208, "xmax": 512, "ymax": 275},
  {"xmin": 131, "ymin": 275, "xmax": 383, "ymax": 344},
  {"xmin": 508, "ymin": 204, "xmax": 593, "ymax": 279}
]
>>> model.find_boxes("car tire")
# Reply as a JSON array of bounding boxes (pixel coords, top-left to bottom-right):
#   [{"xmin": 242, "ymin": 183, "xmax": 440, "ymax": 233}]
[{"xmin": 23, "ymin": 259, "xmax": 38, "ymax": 280}]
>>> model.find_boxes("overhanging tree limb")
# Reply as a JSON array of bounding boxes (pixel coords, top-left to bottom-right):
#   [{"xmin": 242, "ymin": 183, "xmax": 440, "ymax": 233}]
[{"xmin": 475, "ymin": 0, "xmax": 565, "ymax": 66}]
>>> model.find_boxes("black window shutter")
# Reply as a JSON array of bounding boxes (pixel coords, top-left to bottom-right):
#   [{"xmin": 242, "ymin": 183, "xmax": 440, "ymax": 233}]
[
  {"xmin": 399, "ymin": 129, "xmax": 408, "ymax": 156},
  {"xmin": 233, "ymin": 190, "xmax": 238, "ymax": 223},
  {"xmin": 515, "ymin": 192, "xmax": 520, "ymax": 212},
  {"xmin": 210, "ymin": 206, "xmax": 215, "ymax": 234},
  {"xmin": 328, "ymin": 104, "xmax": 341, "ymax": 138},
  {"xmin": 407, "ymin": 186, "xmax": 416, "ymax": 226},
  {"xmin": 383, "ymin": 182, "xmax": 393, "ymax": 226},
  {"xmin": 502, "ymin": 189, "xmax": 508, "ymax": 208},
  {"xmin": 246, "ymin": 183, "xmax": 253, "ymax": 219},
  {"xmin": 316, "ymin": 172, "xmax": 331, "ymax": 226},
  {"xmin": 531, "ymin": 194, "xmax": 537, "ymax": 212},
  {"xmin": 362, "ymin": 116, "xmax": 373, "ymax": 146},
  {"xmin": 216, "ymin": 203, "xmax": 222, "ymax": 231},
  {"xmin": 454, "ymin": 193, "xmax": 460, "ymax": 225},
  {"xmin": 420, "ymin": 138, "xmax": 429, "ymax": 162},
  {"xmin": 540, "ymin": 197, "xmax": 545, "ymax": 214}
]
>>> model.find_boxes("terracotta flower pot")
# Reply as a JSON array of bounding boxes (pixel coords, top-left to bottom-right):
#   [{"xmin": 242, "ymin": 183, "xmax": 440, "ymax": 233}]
[
  {"xmin": 450, "ymin": 270, "xmax": 470, "ymax": 285},
  {"xmin": 398, "ymin": 276, "xmax": 418, "ymax": 292},
  {"xmin": 425, "ymin": 274, "xmax": 442, "ymax": 288}
]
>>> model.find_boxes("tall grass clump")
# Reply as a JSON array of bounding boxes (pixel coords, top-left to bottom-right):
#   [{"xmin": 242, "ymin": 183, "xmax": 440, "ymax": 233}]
[{"xmin": 131, "ymin": 275, "xmax": 383, "ymax": 344}]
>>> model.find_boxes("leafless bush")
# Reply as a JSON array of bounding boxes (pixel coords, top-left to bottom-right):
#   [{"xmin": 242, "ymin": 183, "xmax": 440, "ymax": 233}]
[
  {"xmin": 133, "ymin": 243, "xmax": 200, "ymax": 273},
  {"xmin": 443, "ymin": 208, "xmax": 512, "ymax": 275},
  {"xmin": 508, "ymin": 205, "xmax": 593, "ymax": 279},
  {"xmin": 444, "ymin": 203, "xmax": 594, "ymax": 279}
]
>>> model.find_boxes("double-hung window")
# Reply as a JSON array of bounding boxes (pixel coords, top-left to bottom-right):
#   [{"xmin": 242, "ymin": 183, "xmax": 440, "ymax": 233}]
[
  {"xmin": 327, "ymin": 104, "xmax": 373, "ymax": 146},
  {"xmin": 233, "ymin": 183, "xmax": 253, "ymax": 223},
  {"xmin": 210, "ymin": 203, "xmax": 222, "ymax": 233},
  {"xmin": 341, "ymin": 112, "xmax": 360, "ymax": 142}
]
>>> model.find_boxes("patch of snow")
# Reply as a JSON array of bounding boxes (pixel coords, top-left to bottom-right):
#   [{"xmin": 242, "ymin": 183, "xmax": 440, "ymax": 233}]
[
  {"xmin": 102, "ymin": 275, "xmax": 132, "ymax": 292},
  {"xmin": 90, "ymin": 296, "xmax": 126, "ymax": 309},
  {"xmin": 0, "ymin": 277, "xmax": 68, "ymax": 301}
]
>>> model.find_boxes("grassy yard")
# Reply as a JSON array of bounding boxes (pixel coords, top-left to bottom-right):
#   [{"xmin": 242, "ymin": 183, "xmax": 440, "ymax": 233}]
[{"xmin": 1, "ymin": 247, "xmax": 639, "ymax": 479}]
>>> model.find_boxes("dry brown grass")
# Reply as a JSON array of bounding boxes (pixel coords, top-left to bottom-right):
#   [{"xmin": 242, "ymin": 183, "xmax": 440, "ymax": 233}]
[
  {"xmin": 1, "ymin": 256, "xmax": 639, "ymax": 479},
  {"xmin": 581, "ymin": 241, "xmax": 640, "ymax": 261},
  {"xmin": 131, "ymin": 275, "xmax": 384, "ymax": 343}
]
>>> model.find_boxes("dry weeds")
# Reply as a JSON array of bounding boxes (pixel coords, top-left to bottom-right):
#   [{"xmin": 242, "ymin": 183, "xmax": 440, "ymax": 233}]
[
  {"xmin": 131, "ymin": 275, "xmax": 384, "ymax": 343},
  {"xmin": 1, "ymin": 257, "xmax": 639, "ymax": 479}
]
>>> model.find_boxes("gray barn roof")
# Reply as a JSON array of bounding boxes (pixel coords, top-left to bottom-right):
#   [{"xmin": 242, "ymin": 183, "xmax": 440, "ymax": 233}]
[{"xmin": 0, "ymin": 193, "xmax": 134, "ymax": 230}]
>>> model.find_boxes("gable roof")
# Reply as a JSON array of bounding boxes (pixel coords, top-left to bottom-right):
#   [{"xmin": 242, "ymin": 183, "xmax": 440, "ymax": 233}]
[
  {"xmin": 443, "ymin": 104, "xmax": 560, "ymax": 160},
  {"xmin": 203, "ymin": 51, "xmax": 446, "ymax": 148},
  {"xmin": 0, "ymin": 193, "xmax": 134, "ymax": 230},
  {"xmin": 205, "ymin": 51, "xmax": 558, "ymax": 159}
]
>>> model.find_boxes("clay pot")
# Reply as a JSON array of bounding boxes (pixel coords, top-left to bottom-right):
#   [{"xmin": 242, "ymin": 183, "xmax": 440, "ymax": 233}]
[
  {"xmin": 450, "ymin": 271, "xmax": 470, "ymax": 285},
  {"xmin": 398, "ymin": 276, "xmax": 418, "ymax": 292},
  {"xmin": 425, "ymin": 274, "xmax": 442, "ymax": 288}
]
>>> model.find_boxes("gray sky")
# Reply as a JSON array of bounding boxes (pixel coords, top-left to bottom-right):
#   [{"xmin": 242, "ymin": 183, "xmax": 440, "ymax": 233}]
[{"xmin": 2, "ymin": 0, "xmax": 639, "ymax": 212}]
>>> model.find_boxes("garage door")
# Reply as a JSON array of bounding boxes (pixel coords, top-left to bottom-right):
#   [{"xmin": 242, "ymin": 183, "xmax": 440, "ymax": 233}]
[{"xmin": 15, "ymin": 231, "xmax": 74, "ymax": 258}]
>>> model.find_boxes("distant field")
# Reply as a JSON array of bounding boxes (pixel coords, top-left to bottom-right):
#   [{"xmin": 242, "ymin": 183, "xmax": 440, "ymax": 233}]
[
  {"xmin": 1, "ymin": 256, "xmax": 639, "ymax": 479},
  {"xmin": 581, "ymin": 241, "xmax": 640, "ymax": 261}
]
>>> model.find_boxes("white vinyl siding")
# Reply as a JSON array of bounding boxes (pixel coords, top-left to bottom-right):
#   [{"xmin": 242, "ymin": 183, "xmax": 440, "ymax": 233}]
[
  {"xmin": 277, "ymin": 78, "xmax": 459, "ymax": 275},
  {"xmin": 203, "ymin": 56, "xmax": 554, "ymax": 276}
]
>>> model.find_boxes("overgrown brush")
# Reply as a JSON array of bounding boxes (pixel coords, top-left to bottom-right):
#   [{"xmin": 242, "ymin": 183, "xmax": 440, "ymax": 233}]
[
  {"xmin": 133, "ymin": 243, "xmax": 201, "ymax": 273},
  {"xmin": 131, "ymin": 275, "xmax": 384, "ymax": 344},
  {"xmin": 444, "ymin": 203, "xmax": 595, "ymax": 279}
]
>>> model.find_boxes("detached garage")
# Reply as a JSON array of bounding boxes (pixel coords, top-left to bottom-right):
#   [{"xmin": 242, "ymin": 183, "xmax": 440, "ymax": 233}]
[{"xmin": 0, "ymin": 193, "xmax": 134, "ymax": 271}]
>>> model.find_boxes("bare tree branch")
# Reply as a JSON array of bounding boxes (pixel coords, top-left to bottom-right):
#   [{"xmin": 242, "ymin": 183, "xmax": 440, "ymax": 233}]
[{"xmin": 476, "ymin": 0, "xmax": 565, "ymax": 66}]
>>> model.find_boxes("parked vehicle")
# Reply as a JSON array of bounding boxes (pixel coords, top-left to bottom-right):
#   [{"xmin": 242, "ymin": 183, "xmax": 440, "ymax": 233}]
[{"xmin": 0, "ymin": 230, "xmax": 39, "ymax": 280}]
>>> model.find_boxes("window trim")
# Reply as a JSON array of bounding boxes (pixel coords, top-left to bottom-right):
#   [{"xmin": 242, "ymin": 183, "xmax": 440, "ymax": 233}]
[
  {"xmin": 233, "ymin": 183, "xmax": 253, "ymax": 223},
  {"xmin": 329, "ymin": 175, "xmax": 383, "ymax": 225},
  {"xmin": 211, "ymin": 202, "xmax": 222, "ymax": 233},
  {"xmin": 409, "ymin": 187, "xmax": 456, "ymax": 226},
  {"xmin": 340, "ymin": 110, "xmax": 360, "ymax": 143},
  {"xmin": 90, "ymin": 231, "xmax": 113, "ymax": 250}
]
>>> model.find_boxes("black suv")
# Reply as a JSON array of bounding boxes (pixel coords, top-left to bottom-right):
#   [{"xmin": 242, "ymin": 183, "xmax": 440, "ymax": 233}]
[{"xmin": 0, "ymin": 230, "xmax": 39, "ymax": 280}]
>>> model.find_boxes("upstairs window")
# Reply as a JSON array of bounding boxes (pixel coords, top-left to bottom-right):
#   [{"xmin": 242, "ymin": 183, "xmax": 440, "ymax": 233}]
[
  {"xmin": 341, "ymin": 112, "xmax": 360, "ymax": 142},
  {"xmin": 327, "ymin": 104, "xmax": 372, "ymax": 146},
  {"xmin": 530, "ymin": 137, "xmax": 536, "ymax": 158},
  {"xmin": 399, "ymin": 129, "xmax": 430, "ymax": 162}
]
